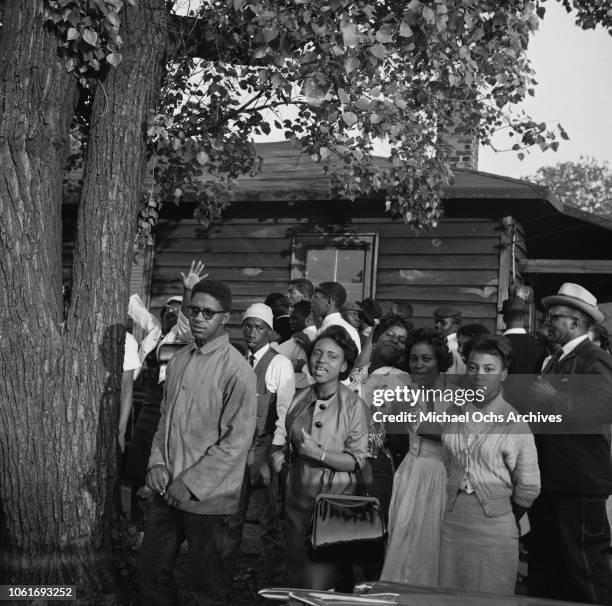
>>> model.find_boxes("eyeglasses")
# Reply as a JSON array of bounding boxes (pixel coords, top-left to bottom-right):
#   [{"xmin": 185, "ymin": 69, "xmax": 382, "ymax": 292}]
[
  {"xmin": 545, "ymin": 313, "xmax": 579, "ymax": 322},
  {"xmin": 186, "ymin": 305, "xmax": 225, "ymax": 320}
]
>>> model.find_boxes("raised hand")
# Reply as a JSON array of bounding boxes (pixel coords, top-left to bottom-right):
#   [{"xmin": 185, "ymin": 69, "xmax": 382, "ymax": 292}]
[{"xmin": 180, "ymin": 260, "xmax": 208, "ymax": 290}]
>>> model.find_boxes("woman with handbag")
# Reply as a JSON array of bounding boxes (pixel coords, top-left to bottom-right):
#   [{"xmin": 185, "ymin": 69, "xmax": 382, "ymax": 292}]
[
  {"xmin": 271, "ymin": 325, "xmax": 370, "ymax": 590},
  {"xmin": 439, "ymin": 336, "xmax": 540, "ymax": 595},
  {"xmin": 381, "ymin": 328, "xmax": 454, "ymax": 586}
]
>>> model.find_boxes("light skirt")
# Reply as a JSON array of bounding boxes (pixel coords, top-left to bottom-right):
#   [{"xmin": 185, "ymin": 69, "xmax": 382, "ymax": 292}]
[
  {"xmin": 380, "ymin": 443, "xmax": 446, "ymax": 586},
  {"xmin": 439, "ymin": 492, "xmax": 519, "ymax": 595}
]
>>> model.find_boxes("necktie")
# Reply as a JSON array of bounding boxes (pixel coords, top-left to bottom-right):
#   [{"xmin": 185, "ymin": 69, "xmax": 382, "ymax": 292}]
[
  {"xmin": 249, "ymin": 354, "xmax": 256, "ymax": 367},
  {"xmin": 542, "ymin": 348, "xmax": 563, "ymax": 374}
]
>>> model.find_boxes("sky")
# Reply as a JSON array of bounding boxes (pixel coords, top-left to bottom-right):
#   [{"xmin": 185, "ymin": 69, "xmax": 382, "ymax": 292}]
[{"xmin": 478, "ymin": 2, "xmax": 612, "ymax": 179}]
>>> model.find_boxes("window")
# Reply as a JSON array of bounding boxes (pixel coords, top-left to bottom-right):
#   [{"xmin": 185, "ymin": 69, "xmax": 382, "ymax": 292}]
[{"xmin": 291, "ymin": 233, "xmax": 378, "ymax": 301}]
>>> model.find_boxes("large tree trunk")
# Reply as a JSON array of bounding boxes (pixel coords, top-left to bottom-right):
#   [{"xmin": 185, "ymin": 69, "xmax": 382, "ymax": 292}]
[{"xmin": 0, "ymin": 0, "xmax": 169, "ymax": 601}]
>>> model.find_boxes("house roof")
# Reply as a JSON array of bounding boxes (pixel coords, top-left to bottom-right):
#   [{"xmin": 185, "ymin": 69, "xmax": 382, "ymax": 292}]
[
  {"xmin": 229, "ymin": 141, "xmax": 549, "ymax": 201},
  {"xmin": 66, "ymin": 140, "xmax": 612, "ymax": 231}
]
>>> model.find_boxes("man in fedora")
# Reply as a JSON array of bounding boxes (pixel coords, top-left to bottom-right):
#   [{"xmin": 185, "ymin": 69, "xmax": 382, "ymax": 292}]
[{"xmin": 528, "ymin": 283, "xmax": 612, "ymax": 604}]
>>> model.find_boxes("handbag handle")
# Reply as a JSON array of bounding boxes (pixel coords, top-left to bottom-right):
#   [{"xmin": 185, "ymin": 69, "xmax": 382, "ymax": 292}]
[
  {"xmin": 346, "ymin": 451, "xmax": 368, "ymax": 497},
  {"xmin": 315, "ymin": 451, "xmax": 368, "ymax": 496}
]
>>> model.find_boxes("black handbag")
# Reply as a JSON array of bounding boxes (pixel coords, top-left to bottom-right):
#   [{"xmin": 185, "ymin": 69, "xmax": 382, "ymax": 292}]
[{"xmin": 305, "ymin": 453, "xmax": 387, "ymax": 564}]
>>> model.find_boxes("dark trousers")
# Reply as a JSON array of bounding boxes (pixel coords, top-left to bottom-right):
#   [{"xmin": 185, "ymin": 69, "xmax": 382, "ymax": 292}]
[
  {"xmin": 528, "ymin": 492, "xmax": 612, "ymax": 605},
  {"xmin": 138, "ymin": 495, "xmax": 235, "ymax": 606},
  {"xmin": 227, "ymin": 469, "xmax": 286, "ymax": 585}
]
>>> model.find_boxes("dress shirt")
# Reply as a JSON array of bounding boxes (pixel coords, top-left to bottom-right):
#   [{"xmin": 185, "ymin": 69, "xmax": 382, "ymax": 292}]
[
  {"xmin": 319, "ymin": 312, "xmax": 362, "ymax": 353},
  {"xmin": 559, "ymin": 333, "xmax": 589, "ymax": 361},
  {"xmin": 249, "ymin": 344, "xmax": 296, "ymax": 445}
]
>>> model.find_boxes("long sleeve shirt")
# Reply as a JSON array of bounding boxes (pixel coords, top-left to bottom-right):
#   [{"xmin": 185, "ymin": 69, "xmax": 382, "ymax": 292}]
[
  {"xmin": 442, "ymin": 394, "xmax": 540, "ymax": 517},
  {"xmin": 148, "ymin": 333, "xmax": 257, "ymax": 515},
  {"xmin": 250, "ymin": 344, "xmax": 296, "ymax": 446}
]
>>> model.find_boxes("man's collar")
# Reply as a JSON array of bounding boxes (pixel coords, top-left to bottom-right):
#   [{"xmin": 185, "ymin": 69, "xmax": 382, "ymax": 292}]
[
  {"xmin": 193, "ymin": 332, "xmax": 229, "ymax": 354},
  {"xmin": 249, "ymin": 343, "xmax": 271, "ymax": 363},
  {"xmin": 321, "ymin": 312, "xmax": 342, "ymax": 326},
  {"xmin": 504, "ymin": 328, "xmax": 527, "ymax": 335},
  {"xmin": 560, "ymin": 333, "xmax": 589, "ymax": 360}
]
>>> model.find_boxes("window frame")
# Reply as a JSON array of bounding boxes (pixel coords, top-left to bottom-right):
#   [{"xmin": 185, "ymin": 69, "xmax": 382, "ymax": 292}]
[{"xmin": 290, "ymin": 232, "xmax": 379, "ymax": 299}]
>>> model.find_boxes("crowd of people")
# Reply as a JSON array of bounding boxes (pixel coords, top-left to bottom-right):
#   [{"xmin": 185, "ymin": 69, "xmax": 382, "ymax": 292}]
[{"xmin": 120, "ymin": 264, "xmax": 612, "ymax": 606}]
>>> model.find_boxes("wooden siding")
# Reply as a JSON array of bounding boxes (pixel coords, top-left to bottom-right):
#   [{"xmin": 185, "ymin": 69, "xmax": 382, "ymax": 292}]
[{"xmin": 150, "ymin": 216, "xmax": 501, "ymax": 340}]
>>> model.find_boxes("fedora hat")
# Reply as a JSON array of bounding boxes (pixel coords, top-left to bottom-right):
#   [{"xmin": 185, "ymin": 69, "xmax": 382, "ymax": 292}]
[
  {"xmin": 341, "ymin": 301, "xmax": 361, "ymax": 312},
  {"xmin": 433, "ymin": 306, "xmax": 462, "ymax": 320},
  {"xmin": 501, "ymin": 298, "xmax": 527, "ymax": 315},
  {"xmin": 541, "ymin": 283, "xmax": 604, "ymax": 324}
]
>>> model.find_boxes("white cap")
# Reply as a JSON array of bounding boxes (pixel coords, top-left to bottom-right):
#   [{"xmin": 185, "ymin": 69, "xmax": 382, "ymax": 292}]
[
  {"xmin": 165, "ymin": 295, "xmax": 183, "ymax": 305},
  {"xmin": 242, "ymin": 303, "xmax": 274, "ymax": 329}
]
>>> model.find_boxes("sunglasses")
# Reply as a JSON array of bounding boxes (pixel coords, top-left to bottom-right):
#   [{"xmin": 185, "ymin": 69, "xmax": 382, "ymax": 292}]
[{"xmin": 186, "ymin": 305, "xmax": 225, "ymax": 320}]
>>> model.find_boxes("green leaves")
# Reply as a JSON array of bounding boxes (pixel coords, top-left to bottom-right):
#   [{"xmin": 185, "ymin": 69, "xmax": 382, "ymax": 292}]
[
  {"xmin": 343, "ymin": 56, "xmax": 360, "ymax": 73},
  {"xmin": 124, "ymin": 0, "xmax": 601, "ymax": 238},
  {"xmin": 341, "ymin": 112, "xmax": 357, "ymax": 126},
  {"xmin": 45, "ymin": 0, "xmax": 126, "ymax": 77},
  {"xmin": 399, "ymin": 21, "xmax": 413, "ymax": 37},
  {"xmin": 105, "ymin": 52, "xmax": 122, "ymax": 67},
  {"xmin": 340, "ymin": 21, "xmax": 358, "ymax": 46},
  {"xmin": 369, "ymin": 43, "xmax": 386, "ymax": 59}
]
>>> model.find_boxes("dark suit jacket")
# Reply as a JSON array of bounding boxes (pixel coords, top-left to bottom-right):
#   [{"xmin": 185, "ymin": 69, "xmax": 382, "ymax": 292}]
[
  {"xmin": 536, "ymin": 337, "xmax": 612, "ymax": 494},
  {"xmin": 504, "ymin": 332, "xmax": 547, "ymax": 409},
  {"xmin": 506, "ymin": 332, "xmax": 547, "ymax": 375}
]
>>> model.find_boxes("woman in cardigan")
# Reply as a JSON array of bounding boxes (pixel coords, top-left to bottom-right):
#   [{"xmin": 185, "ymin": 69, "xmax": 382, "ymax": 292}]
[
  {"xmin": 440, "ymin": 335, "xmax": 540, "ymax": 595},
  {"xmin": 271, "ymin": 325, "xmax": 369, "ymax": 590},
  {"xmin": 381, "ymin": 328, "xmax": 454, "ymax": 586}
]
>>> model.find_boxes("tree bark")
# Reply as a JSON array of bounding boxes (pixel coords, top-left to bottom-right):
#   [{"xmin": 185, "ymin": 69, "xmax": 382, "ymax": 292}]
[{"xmin": 0, "ymin": 0, "xmax": 169, "ymax": 601}]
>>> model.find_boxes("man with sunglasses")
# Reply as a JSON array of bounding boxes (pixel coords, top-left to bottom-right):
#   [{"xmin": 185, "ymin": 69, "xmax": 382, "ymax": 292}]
[
  {"xmin": 528, "ymin": 283, "xmax": 612, "ymax": 604},
  {"xmin": 138, "ymin": 279, "xmax": 257, "ymax": 606}
]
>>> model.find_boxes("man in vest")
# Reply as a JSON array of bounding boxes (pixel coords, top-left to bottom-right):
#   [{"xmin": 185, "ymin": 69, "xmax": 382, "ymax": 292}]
[{"xmin": 228, "ymin": 303, "xmax": 295, "ymax": 585}]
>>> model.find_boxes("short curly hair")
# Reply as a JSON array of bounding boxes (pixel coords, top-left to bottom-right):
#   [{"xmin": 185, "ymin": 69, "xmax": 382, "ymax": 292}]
[
  {"xmin": 372, "ymin": 313, "xmax": 413, "ymax": 343},
  {"xmin": 467, "ymin": 335, "xmax": 513, "ymax": 370},
  {"xmin": 311, "ymin": 325, "xmax": 358, "ymax": 381},
  {"xmin": 191, "ymin": 279, "xmax": 232, "ymax": 312},
  {"xmin": 408, "ymin": 327, "xmax": 453, "ymax": 373}
]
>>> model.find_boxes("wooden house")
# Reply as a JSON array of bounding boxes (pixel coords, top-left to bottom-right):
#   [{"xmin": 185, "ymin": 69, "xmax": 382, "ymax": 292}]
[{"xmin": 64, "ymin": 141, "xmax": 612, "ymax": 340}]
